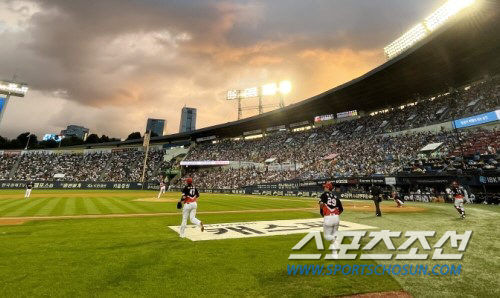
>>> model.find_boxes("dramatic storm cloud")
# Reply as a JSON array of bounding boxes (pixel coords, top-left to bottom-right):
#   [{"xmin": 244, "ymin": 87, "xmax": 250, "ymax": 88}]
[{"xmin": 0, "ymin": 0, "xmax": 441, "ymax": 139}]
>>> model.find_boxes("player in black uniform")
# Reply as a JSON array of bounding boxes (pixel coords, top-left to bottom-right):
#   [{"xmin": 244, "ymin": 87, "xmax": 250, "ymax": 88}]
[
  {"xmin": 449, "ymin": 181, "xmax": 468, "ymax": 219},
  {"xmin": 25, "ymin": 181, "xmax": 34, "ymax": 199},
  {"xmin": 371, "ymin": 185, "xmax": 382, "ymax": 216},
  {"xmin": 178, "ymin": 178, "xmax": 204, "ymax": 238},
  {"xmin": 319, "ymin": 182, "xmax": 343, "ymax": 259}
]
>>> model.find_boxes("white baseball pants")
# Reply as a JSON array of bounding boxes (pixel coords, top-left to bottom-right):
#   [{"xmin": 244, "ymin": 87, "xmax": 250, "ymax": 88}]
[{"xmin": 179, "ymin": 202, "xmax": 201, "ymax": 237}]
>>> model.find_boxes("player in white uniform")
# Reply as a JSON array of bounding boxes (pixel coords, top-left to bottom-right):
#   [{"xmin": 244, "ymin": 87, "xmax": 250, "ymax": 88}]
[
  {"xmin": 392, "ymin": 191, "xmax": 404, "ymax": 208},
  {"xmin": 157, "ymin": 178, "xmax": 166, "ymax": 199},
  {"xmin": 25, "ymin": 181, "xmax": 34, "ymax": 199},
  {"xmin": 178, "ymin": 178, "xmax": 204, "ymax": 238},
  {"xmin": 319, "ymin": 182, "xmax": 343, "ymax": 259}
]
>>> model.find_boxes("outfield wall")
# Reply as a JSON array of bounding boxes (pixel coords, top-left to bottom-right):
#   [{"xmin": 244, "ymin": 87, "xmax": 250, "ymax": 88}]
[{"xmin": 0, "ymin": 181, "xmax": 160, "ymax": 190}]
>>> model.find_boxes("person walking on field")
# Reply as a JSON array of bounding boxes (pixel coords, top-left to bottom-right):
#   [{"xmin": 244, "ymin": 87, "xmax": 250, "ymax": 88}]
[
  {"xmin": 25, "ymin": 181, "xmax": 34, "ymax": 199},
  {"xmin": 178, "ymin": 178, "xmax": 204, "ymax": 238},
  {"xmin": 319, "ymin": 182, "xmax": 343, "ymax": 259},
  {"xmin": 157, "ymin": 177, "xmax": 166, "ymax": 199}
]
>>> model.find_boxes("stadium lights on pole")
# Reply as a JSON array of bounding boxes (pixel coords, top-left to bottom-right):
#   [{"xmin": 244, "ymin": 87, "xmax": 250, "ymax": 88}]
[
  {"xmin": 24, "ymin": 133, "xmax": 32, "ymax": 150},
  {"xmin": 279, "ymin": 80, "xmax": 292, "ymax": 94},
  {"xmin": 261, "ymin": 81, "xmax": 292, "ymax": 96},
  {"xmin": 227, "ymin": 80, "xmax": 292, "ymax": 119},
  {"xmin": 384, "ymin": 0, "xmax": 476, "ymax": 60},
  {"xmin": 0, "ymin": 79, "xmax": 29, "ymax": 127}
]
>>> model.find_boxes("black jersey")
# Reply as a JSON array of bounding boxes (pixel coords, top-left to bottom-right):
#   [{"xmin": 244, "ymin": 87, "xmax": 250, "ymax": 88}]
[
  {"xmin": 26, "ymin": 182, "xmax": 34, "ymax": 189},
  {"xmin": 182, "ymin": 185, "xmax": 199, "ymax": 203},
  {"xmin": 320, "ymin": 191, "xmax": 343, "ymax": 216},
  {"xmin": 450, "ymin": 186, "xmax": 467, "ymax": 199}
]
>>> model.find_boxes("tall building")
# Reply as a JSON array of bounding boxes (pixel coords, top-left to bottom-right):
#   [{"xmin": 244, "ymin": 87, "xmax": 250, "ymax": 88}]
[
  {"xmin": 179, "ymin": 107, "xmax": 196, "ymax": 133},
  {"xmin": 60, "ymin": 125, "xmax": 89, "ymax": 141},
  {"xmin": 146, "ymin": 118, "xmax": 166, "ymax": 136}
]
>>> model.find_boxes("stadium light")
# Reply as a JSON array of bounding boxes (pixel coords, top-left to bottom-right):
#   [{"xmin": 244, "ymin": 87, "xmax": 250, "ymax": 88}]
[
  {"xmin": 279, "ymin": 80, "xmax": 292, "ymax": 95},
  {"xmin": 261, "ymin": 83, "xmax": 277, "ymax": 96},
  {"xmin": 228, "ymin": 80, "xmax": 291, "ymax": 119},
  {"xmin": 0, "ymin": 79, "xmax": 29, "ymax": 127},
  {"xmin": 226, "ymin": 89, "xmax": 240, "ymax": 100},
  {"xmin": 384, "ymin": 0, "xmax": 476, "ymax": 60},
  {"xmin": 243, "ymin": 87, "xmax": 258, "ymax": 98},
  {"xmin": 425, "ymin": 0, "xmax": 475, "ymax": 31},
  {"xmin": 0, "ymin": 80, "xmax": 29, "ymax": 97}
]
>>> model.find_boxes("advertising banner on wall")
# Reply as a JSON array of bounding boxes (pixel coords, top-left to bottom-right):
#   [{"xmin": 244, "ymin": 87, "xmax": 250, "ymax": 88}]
[{"xmin": 0, "ymin": 181, "xmax": 159, "ymax": 190}]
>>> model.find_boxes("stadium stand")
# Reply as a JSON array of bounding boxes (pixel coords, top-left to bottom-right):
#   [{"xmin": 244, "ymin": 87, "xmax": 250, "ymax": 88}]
[
  {"xmin": 0, "ymin": 77, "xmax": 499, "ymax": 188},
  {"xmin": 0, "ymin": 154, "xmax": 18, "ymax": 180},
  {"xmin": 6, "ymin": 148, "xmax": 165, "ymax": 182},
  {"xmin": 176, "ymin": 77, "xmax": 500, "ymax": 188}
]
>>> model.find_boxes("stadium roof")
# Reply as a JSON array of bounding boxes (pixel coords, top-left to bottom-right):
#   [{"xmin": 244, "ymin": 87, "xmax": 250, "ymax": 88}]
[{"xmin": 88, "ymin": 0, "xmax": 500, "ymax": 148}]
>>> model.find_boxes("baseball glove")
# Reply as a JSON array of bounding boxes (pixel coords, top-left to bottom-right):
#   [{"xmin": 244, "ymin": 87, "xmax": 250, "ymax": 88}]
[{"xmin": 176, "ymin": 201, "xmax": 182, "ymax": 209}]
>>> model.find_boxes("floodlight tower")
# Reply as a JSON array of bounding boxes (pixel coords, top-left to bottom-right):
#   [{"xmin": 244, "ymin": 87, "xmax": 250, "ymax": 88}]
[
  {"xmin": 227, "ymin": 80, "xmax": 291, "ymax": 120},
  {"xmin": 0, "ymin": 79, "xmax": 29, "ymax": 127}
]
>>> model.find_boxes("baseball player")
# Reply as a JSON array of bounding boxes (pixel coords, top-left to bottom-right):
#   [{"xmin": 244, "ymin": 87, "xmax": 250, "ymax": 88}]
[
  {"xmin": 449, "ymin": 181, "xmax": 468, "ymax": 219},
  {"xmin": 178, "ymin": 178, "xmax": 204, "ymax": 238},
  {"xmin": 25, "ymin": 181, "xmax": 34, "ymax": 199},
  {"xmin": 319, "ymin": 182, "xmax": 343, "ymax": 259},
  {"xmin": 392, "ymin": 191, "xmax": 404, "ymax": 208},
  {"xmin": 157, "ymin": 177, "xmax": 166, "ymax": 199}
]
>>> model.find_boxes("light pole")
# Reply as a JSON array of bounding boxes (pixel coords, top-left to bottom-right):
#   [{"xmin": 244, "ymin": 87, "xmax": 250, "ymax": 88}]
[
  {"xmin": 141, "ymin": 131, "xmax": 151, "ymax": 189},
  {"xmin": 0, "ymin": 79, "xmax": 29, "ymax": 127},
  {"xmin": 227, "ymin": 80, "xmax": 291, "ymax": 120},
  {"xmin": 24, "ymin": 133, "xmax": 32, "ymax": 150}
]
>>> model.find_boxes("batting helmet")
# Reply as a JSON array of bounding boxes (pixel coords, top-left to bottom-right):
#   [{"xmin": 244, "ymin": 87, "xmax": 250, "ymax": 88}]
[
  {"xmin": 323, "ymin": 182, "xmax": 333, "ymax": 191},
  {"xmin": 186, "ymin": 178, "xmax": 193, "ymax": 185}
]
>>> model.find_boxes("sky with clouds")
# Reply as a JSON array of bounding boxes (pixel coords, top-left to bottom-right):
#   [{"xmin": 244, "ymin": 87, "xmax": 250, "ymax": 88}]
[{"xmin": 0, "ymin": 0, "xmax": 444, "ymax": 139}]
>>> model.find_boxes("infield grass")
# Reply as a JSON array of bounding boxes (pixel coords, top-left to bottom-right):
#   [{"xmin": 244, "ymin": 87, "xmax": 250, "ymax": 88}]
[{"xmin": 0, "ymin": 190, "xmax": 499, "ymax": 297}]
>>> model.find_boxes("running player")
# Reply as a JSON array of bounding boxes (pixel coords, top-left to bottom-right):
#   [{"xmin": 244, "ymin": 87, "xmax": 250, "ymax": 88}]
[
  {"xmin": 25, "ymin": 181, "xmax": 34, "ymax": 199},
  {"xmin": 449, "ymin": 181, "xmax": 468, "ymax": 219},
  {"xmin": 178, "ymin": 178, "xmax": 204, "ymax": 238},
  {"xmin": 157, "ymin": 177, "xmax": 166, "ymax": 199},
  {"xmin": 319, "ymin": 182, "xmax": 343, "ymax": 259},
  {"xmin": 392, "ymin": 191, "xmax": 404, "ymax": 208}
]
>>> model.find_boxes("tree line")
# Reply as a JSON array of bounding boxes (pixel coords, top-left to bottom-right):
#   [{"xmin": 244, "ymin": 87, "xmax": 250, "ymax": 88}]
[{"xmin": 0, "ymin": 131, "xmax": 154, "ymax": 150}]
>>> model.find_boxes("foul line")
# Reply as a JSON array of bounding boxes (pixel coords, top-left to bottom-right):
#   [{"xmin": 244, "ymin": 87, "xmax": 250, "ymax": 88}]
[{"xmin": 0, "ymin": 207, "xmax": 318, "ymax": 222}]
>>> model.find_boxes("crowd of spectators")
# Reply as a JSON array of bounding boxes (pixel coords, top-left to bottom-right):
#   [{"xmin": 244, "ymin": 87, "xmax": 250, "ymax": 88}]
[
  {"xmin": 12, "ymin": 152, "xmax": 114, "ymax": 181},
  {"xmin": 179, "ymin": 77, "xmax": 500, "ymax": 188},
  {"xmin": 407, "ymin": 129, "xmax": 500, "ymax": 174},
  {"xmin": 175, "ymin": 166, "xmax": 297, "ymax": 189},
  {"xmin": 178, "ymin": 131, "xmax": 459, "ymax": 188},
  {"xmin": 99, "ymin": 149, "xmax": 165, "ymax": 182},
  {"xmin": 3, "ymin": 148, "xmax": 166, "ymax": 182},
  {"xmin": 0, "ymin": 154, "xmax": 18, "ymax": 180},
  {"xmin": 0, "ymin": 77, "xmax": 498, "ymax": 186}
]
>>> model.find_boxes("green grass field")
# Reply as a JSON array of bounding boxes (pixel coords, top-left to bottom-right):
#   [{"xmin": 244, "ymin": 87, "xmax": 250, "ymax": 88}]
[{"xmin": 0, "ymin": 190, "xmax": 499, "ymax": 297}]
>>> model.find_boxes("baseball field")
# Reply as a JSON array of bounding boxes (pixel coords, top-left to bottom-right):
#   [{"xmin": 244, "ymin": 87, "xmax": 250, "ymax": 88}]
[{"xmin": 0, "ymin": 190, "xmax": 498, "ymax": 297}]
